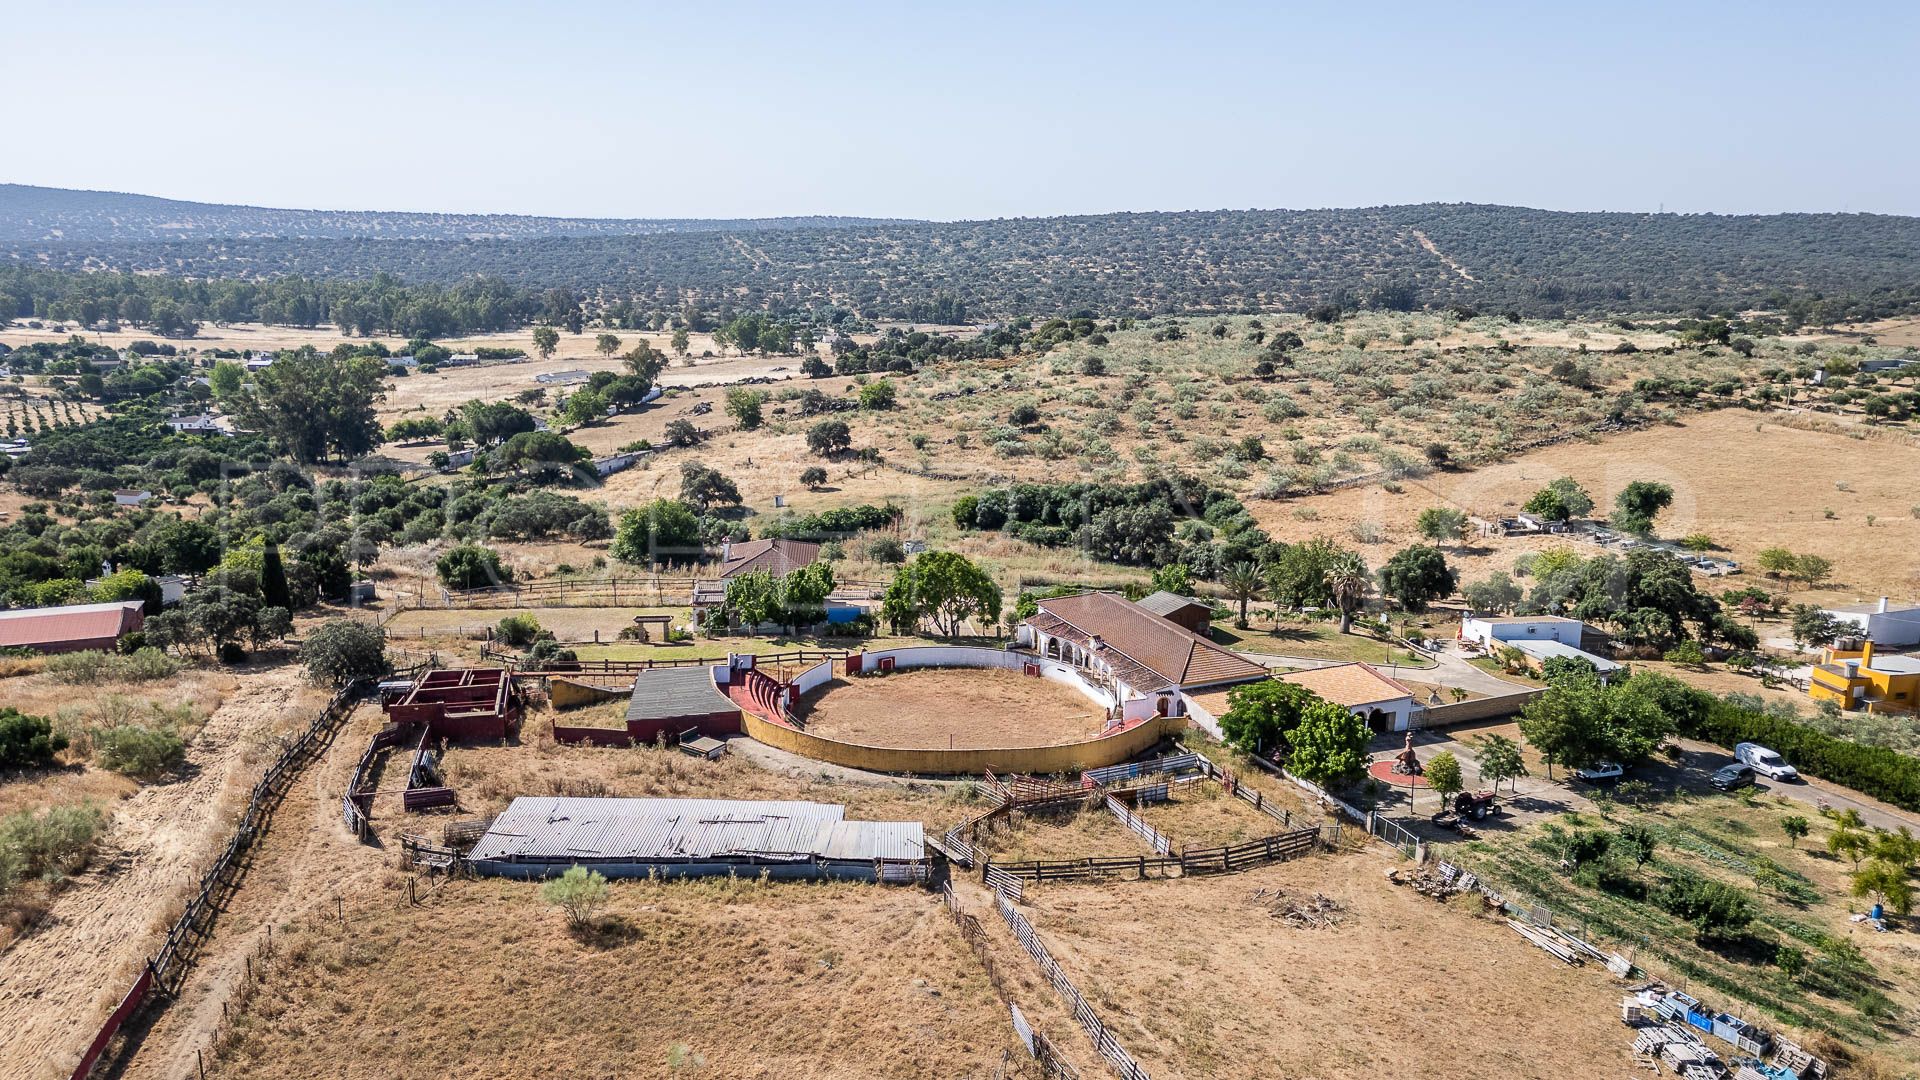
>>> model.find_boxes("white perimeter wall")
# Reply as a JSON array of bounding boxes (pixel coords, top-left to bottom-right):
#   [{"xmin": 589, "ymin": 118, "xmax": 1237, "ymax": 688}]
[
  {"xmin": 792, "ymin": 658, "xmax": 835, "ymax": 695},
  {"xmin": 860, "ymin": 646, "xmax": 1122, "ymax": 711}
]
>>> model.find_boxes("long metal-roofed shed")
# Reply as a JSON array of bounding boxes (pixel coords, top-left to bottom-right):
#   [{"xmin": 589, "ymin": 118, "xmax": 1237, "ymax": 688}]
[{"xmin": 465, "ymin": 796, "xmax": 928, "ymax": 882}]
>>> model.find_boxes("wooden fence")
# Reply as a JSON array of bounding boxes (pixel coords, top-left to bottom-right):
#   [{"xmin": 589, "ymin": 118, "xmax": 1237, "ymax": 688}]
[
  {"xmin": 940, "ymin": 884, "xmax": 1080, "ymax": 1080},
  {"xmin": 995, "ymin": 892, "xmax": 1152, "ymax": 1080},
  {"xmin": 434, "ymin": 574, "xmax": 892, "ymax": 609},
  {"xmin": 497, "ymin": 648, "xmax": 846, "ymax": 675},
  {"xmin": 72, "ymin": 679, "xmax": 369, "ymax": 1080},
  {"xmin": 983, "ymin": 826, "xmax": 1321, "ymax": 885},
  {"xmin": 1103, "ymin": 794, "xmax": 1171, "ymax": 855}
]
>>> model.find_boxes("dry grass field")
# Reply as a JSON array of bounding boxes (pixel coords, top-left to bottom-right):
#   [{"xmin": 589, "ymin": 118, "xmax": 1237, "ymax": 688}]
[
  {"xmin": 970, "ymin": 800, "xmax": 1154, "ymax": 863},
  {"xmin": 206, "ymin": 878, "xmax": 1021, "ymax": 1080},
  {"xmin": 1247, "ymin": 409, "xmax": 1920, "ymax": 606},
  {"xmin": 1014, "ymin": 852, "xmax": 1637, "ymax": 1080},
  {"xmin": 0, "ymin": 665, "xmax": 333, "ymax": 1076},
  {"xmin": 793, "ymin": 669, "xmax": 1107, "ymax": 750}
]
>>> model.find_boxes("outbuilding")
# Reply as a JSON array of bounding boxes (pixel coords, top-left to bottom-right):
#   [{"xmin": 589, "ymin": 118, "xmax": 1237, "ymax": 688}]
[
  {"xmin": 1821, "ymin": 598, "xmax": 1920, "ymax": 648},
  {"xmin": 0, "ymin": 600, "xmax": 147, "ymax": 654},
  {"xmin": 1276, "ymin": 662, "xmax": 1418, "ymax": 733},
  {"xmin": 1460, "ymin": 615, "xmax": 1585, "ymax": 650},
  {"xmin": 464, "ymin": 796, "xmax": 928, "ymax": 882}
]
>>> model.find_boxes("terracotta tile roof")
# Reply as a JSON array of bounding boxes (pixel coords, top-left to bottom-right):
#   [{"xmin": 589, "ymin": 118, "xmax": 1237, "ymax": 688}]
[
  {"xmin": 0, "ymin": 601, "xmax": 146, "ymax": 650},
  {"xmin": 1278, "ymin": 662, "xmax": 1414, "ymax": 707},
  {"xmin": 1030, "ymin": 592, "xmax": 1268, "ymax": 691},
  {"xmin": 718, "ymin": 539, "xmax": 821, "ymax": 579}
]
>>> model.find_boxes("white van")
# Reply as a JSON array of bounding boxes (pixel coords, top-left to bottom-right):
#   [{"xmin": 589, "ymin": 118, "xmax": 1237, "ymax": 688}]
[{"xmin": 1735, "ymin": 743, "xmax": 1798, "ymax": 782}]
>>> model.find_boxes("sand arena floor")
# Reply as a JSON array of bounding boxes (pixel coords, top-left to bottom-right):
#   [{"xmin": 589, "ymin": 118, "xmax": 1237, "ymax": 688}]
[{"xmin": 791, "ymin": 668, "xmax": 1108, "ymax": 749}]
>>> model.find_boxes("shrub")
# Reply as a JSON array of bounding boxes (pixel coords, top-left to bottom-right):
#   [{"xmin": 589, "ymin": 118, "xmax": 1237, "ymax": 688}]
[
  {"xmin": 495, "ymin": 614, "xmax": 543, "ymax": 648},
  {"xmin": 300, "ymin": 620, "xmax": 390, "ymax": 685},
  {"xmin": 0, "ymin": 708, "xmax": 67, "ymax": 769},
  {"xmin": 44, "ymin": 648, "xmax": 181, "ymax": 685},
  {"xmin": 0, "ymin": 804, "xmax": 104, "ymax": 895},
  {"xmin": 541, "ymin": 864, "xmax": 609, "ymax": 928},
  {"xmin": 93, "ymin": 723, "xmax": 185, "ymax": 777},
  {"xmin": 436, "ymin": 544, "xmax": 511, "ymax": 590},
  {"xmin": 1657, "ymin": 870, "xmax": 1755, "ymax": 943}
]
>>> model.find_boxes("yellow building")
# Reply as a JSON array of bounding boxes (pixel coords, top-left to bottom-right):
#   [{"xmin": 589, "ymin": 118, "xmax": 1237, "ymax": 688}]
[{"xmin": 1809, "ymin": 639, "xmax": 1920, "ymax": 714}]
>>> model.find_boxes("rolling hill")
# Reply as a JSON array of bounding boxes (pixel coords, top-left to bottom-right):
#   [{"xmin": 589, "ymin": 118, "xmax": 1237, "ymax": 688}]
[{"xmin": 2, "ymin": 185, "xmax": 1917, "ymax": 321}]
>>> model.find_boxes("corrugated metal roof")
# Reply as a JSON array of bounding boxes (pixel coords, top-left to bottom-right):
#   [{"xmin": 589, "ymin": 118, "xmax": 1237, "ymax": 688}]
[
  {"xmin": 466, "ymin": 797, "xmax": 921, "ymax": 864},
  {"xmin": 626, "ymin": 666, "xmax": 739, "ymax": 723},
  {"xmin": 819, "ymin": 820, "xmax": 926, "ymax": 861},
  {"xmin": 1510, "ymin": 639, "xmax": 1621, "ymax": 673},
  {"xmin": 0, "ymin": 601, "xmax": 144, "ymax": 649}
]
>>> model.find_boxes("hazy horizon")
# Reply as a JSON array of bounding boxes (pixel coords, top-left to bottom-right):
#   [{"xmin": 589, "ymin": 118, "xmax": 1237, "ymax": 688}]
[{"xmin": 16, "ymin": 1, "xmax": 1920, "ymax": 219}]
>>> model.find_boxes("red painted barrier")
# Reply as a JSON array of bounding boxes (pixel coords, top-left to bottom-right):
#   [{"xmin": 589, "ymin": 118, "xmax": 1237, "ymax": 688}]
[{"xmin": 70, "ymin": 965, "xmax": 153, "ymax": 1080}]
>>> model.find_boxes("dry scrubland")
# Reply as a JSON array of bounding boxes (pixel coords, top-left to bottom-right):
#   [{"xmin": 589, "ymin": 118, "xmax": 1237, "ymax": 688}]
[
  {"xmin": 362, "ymin": 311, "xmax": 1916, "ymax": 615},
  {"xmin": 1241, "ymin": 409, "xmax": 1920, "ymax": 607},
  {"xmin": 0, "ymin": 664, "xmax": 333, "ymax": 1075}
]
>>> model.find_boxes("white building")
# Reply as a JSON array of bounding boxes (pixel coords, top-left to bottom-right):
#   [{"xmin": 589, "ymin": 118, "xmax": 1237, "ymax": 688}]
[
  {"xmin": 113, "ymin": 489, "xmax": 153, "ymax": 507},
  {"xmin": 1020, "ymin": 591, "xmax": 1269, "ymax": 707},
  {"xmin": 1460, "ymin": 615, "xmax": 1585, "ymax": 650},
  {"xmin": 1278, "ymin": 662, "xmax": 1419, "ymax": 733},
  {"xmin": 164, "ymin": 414, "xmax": 225, "ymax": 435},
  {"xmin": 1823, "ymin": 598, "xmax": 1920, "ymax": 648}
]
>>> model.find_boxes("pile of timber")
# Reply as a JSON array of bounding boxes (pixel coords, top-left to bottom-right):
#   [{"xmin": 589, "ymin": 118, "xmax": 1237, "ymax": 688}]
[{"xmin": 1249, "ymin": 887, "xmax": 1343, "ymax": 928}]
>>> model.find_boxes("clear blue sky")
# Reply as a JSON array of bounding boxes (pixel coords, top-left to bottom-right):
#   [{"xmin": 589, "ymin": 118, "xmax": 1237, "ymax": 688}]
[{"xmin": 18, "ymin": 1, "xmax": 1919, "ymax": 219}]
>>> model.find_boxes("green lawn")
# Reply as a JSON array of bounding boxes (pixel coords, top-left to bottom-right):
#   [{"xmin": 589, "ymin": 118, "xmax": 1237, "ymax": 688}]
[
  {"xmin": 567, "ymin": 633, "xmax": 1000, "ymax": 662},
  {"xmin": 1217, "ymin": 622, "xmax": 1425, "ymax": 667}
]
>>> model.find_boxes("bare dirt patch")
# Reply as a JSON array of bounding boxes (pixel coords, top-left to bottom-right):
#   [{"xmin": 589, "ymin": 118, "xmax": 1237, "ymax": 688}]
[
  {"xmin": 972, "ymin": 801, "xmax": 1155, "ymax": 863},
  {"xmin": 1138, "ymin": 782, "xmax": 1301, "ymax": 848},
  {"xmin": 1019, "ymin": 853, "xmax": 1635, "ymax": 1079},
  {"xmin": 794, "ymin": 669, "xmax": 1106, "ymax": 750}
]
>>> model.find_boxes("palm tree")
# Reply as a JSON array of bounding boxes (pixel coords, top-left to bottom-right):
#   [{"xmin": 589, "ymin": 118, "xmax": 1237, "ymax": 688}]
[
  {"xmin": 1327, "ymin": 553, "xmax": 1370, "ymax": 634},
  {"xmin": 1221, "ymin": 562, "xmax": 1263, "ymax": 629}
]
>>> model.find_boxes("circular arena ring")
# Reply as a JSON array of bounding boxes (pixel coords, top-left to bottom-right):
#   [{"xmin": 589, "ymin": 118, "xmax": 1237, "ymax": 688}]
[{"xmin": 737, "ymin": 647, "xmax": 1187, "ymax": 775}]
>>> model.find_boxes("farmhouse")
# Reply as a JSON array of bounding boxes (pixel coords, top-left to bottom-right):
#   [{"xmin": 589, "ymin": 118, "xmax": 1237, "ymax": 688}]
[
  {"xmin": 592, "ymin": 450, "xmax": 642, "ymax": 477},
  {"xmin": 1809, "ymin": 638, "xmax": 1920, "ymax": 715},
  {"xmin": 1019, "ymin": 591, "xmax": 1268, "ymax": 700},
  {"xmin": 383, "ymin": 667, "xmax": 523, "ymax": 740},
  {"xmin": 1277, "ymin": 662, "xmax": 1418, "ymax": 732},
  {"xmin": 534, "ymin": 368, "xmax": 590, "ymax": 385},
  {"xmin": 464, "ymin": 796, "xmax": 927, "ymax": 882},
  {"xmin": 0, "ymin": 600, "xmax": 146, "ymax": 654},
  {"xmin": 163, "ymin": 413, "xmax": 225, "ymax": 435},
  {"xmin": 113, "ymin": 488, "xmax": 152, "ymax": 507},
  {"xmin": 692, "ymin": 538, "xmax": 825, "ymax": 616},
  {"xmin": 1820, "ymin": 597, "xmax": 1920, "ymax": 648},
  {"xmin": 1136, "ymin": 590, "xmax": 1214, "ymax": 635}
]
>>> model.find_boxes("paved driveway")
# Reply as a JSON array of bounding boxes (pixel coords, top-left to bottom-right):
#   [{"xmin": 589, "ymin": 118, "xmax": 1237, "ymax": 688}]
[{"xmin": 1364, "ymin": 727, "xmax": 1920, "ymax": 845}]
